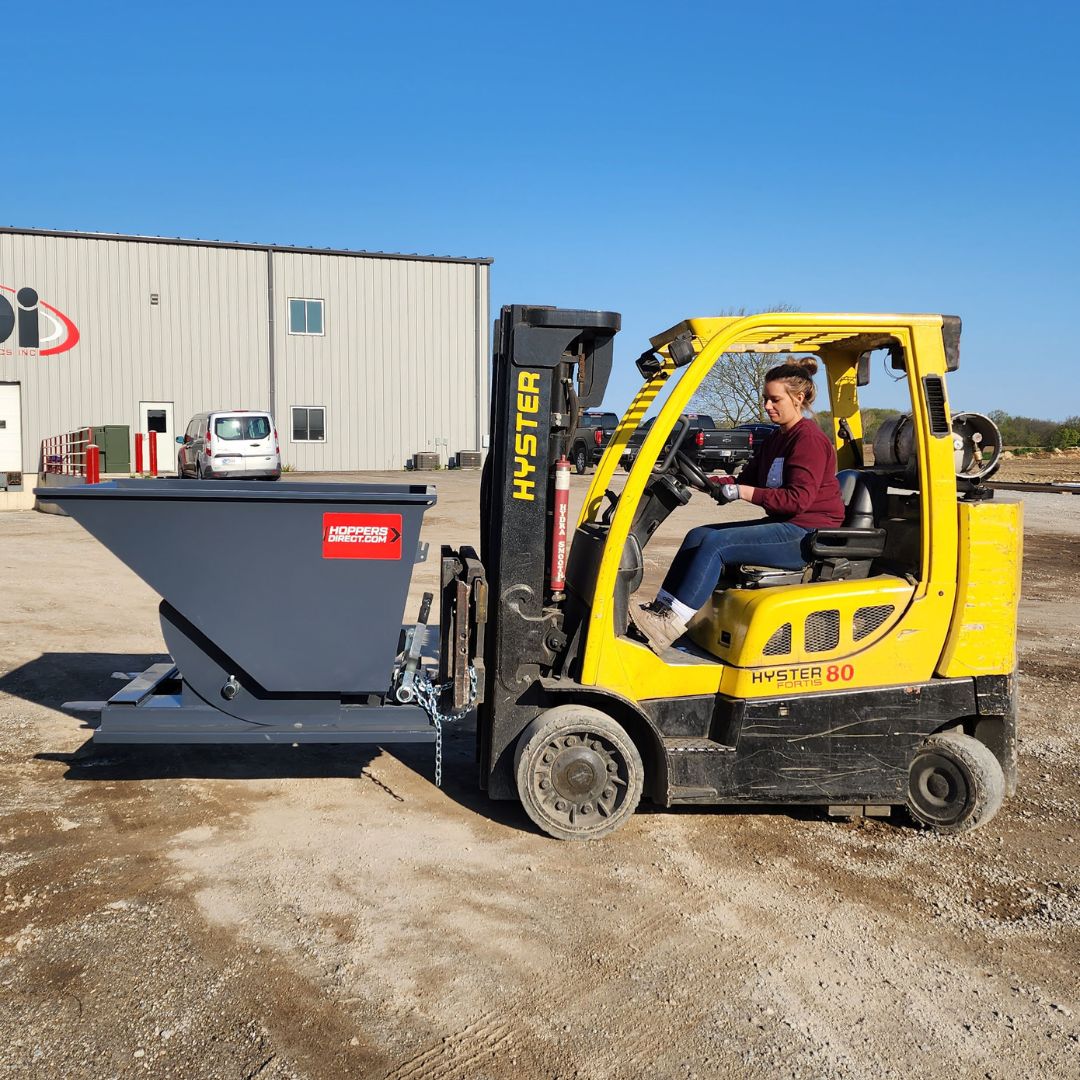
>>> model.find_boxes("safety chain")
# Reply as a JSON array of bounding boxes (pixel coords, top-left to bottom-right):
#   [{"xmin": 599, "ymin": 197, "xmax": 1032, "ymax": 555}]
[{"xmin": 414, "ymin": 666, "xmax": 478, "ymax": 788}]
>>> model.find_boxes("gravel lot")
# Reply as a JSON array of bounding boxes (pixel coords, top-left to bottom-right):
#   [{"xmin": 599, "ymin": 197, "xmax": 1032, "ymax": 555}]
[{"xmin": 1, "ymin": 470, "xmax": 1077, "ymax": 1079}]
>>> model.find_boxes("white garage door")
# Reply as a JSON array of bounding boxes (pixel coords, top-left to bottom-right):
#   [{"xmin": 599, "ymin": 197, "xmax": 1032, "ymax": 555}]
[{"xmin": 0, "ymin": 383, "xmax": 21, "ymax": 473}]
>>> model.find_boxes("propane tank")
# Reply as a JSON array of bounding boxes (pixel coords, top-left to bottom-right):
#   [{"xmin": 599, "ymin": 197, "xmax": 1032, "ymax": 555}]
[
  {"xmin": 872, "ymin": 411, "xmax": 1002, "ymax": 482},
  {"xmin": 872, "ymin": 415, "xmax": 917, "ymax": 477},
  {"xmin": 951, "ymin": 412, "xmax": 1003, "ymax": 480},
  {"xmin": 550, "ymin": 456, "xmax": 571, "ymax": 598}
]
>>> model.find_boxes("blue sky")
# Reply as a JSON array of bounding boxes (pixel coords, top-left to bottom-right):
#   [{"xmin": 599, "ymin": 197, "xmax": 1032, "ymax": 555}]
[{"xmin": 9, "ymin": 1, "xmax": 1078, "ymax": 419}]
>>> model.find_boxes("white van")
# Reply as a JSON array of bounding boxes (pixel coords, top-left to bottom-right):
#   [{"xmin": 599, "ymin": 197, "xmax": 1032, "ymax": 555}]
[{"xmin": 177, "ymin": 411, "xmax": 281, "ymax": 480}]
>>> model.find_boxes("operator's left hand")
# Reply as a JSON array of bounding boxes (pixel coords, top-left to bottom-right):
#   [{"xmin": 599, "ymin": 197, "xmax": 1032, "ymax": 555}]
[{"xmin": 707, "ymin": 475, "xmax": 740, "ymax": 504}]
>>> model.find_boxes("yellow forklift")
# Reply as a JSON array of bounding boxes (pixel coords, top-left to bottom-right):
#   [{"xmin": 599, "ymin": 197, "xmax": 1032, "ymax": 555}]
[{"xmin": 452, "ymin": 306, "xmax": 1022, "ymax": 840}]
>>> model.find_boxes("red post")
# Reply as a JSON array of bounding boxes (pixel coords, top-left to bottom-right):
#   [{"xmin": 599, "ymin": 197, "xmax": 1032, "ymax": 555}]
[
  {"xmin": 149, "ymin": 430, "xmax": 158, "ymax": 476},
  {"xmin": 135, "ymin": 432, "xmax": 144, "ymax": 473},
  {"xmin": 86, "ymin": 445, "xmax": 101, "ymax": 484},
  {"xmin": 549, "ymin": 456, "xmax": 571, "ymax": 597}
]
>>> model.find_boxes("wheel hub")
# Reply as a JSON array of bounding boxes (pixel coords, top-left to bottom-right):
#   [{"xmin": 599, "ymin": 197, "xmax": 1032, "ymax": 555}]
[
  {"xmin": 530, "ymin": 733, "xmax": 625, "ymax": 827},
  {"xmin": 926, "ymin": 772, "xmax": 951, "ymax": 800},
  {"xmin": 909, "ymin": 751, "xmax": 968, "ymax": 825},
  {"xmin": 551, "ymin": 745, "xmax": 606, "ymax": 802}
]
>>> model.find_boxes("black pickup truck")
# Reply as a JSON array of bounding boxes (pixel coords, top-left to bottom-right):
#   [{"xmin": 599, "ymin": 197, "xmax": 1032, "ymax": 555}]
[
  {"xmin": 621, "ymin": 413, "xmax": 757, "ymax": 473},
  {"xmin": 569, "ymin": 410, "xmax": 620, "ymax": 474}
]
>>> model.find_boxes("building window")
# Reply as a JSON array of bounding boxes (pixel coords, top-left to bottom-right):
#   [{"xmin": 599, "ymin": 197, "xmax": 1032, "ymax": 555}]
[
  {"xmin": 292, "ymin": 406, "xmax": 326, "ymax": 442},
  {"xmin": 288, "ymin": 298, "xmax": 324, "ymax": 336}
]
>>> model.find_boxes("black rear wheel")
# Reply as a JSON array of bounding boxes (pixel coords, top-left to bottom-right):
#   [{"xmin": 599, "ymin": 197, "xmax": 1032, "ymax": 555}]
[
  {"xmin": 907, "ymin": 732, "xmax": 1005, "ymax": 834},
  {"xmin": 515, "ymin": 705, "xmax": 643, "ymax": 840},
  {"xmin": 573, "ymin": 445, "xmax": 588, "ymax": 475}
]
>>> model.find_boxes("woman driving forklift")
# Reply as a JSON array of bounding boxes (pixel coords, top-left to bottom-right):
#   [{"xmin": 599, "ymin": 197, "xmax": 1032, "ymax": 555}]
[{"xmin": 631, "ymin": 357, "xmax": 845, "ymax": 654}]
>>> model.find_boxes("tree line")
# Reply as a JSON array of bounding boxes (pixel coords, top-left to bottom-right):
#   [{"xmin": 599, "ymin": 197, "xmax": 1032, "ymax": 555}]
[{"xmin": 984, "ymin": 411, "xmax": 1080, "ymax": 450}]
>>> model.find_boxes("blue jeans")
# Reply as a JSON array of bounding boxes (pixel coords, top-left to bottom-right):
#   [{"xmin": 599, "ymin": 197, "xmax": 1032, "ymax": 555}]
[{"xmin": 662, "ymin": 520, "xmax": 811, "ymax": 610}]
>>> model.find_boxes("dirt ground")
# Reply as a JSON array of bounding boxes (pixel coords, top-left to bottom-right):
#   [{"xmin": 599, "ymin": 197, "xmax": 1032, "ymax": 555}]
[
  {"xmin": 994, "ymin": 448, "xmax": 1080, "ymax": 485},
  {"xmin": 1, "ymin": 470, "xmax": 1078, "ymax": 1080}
]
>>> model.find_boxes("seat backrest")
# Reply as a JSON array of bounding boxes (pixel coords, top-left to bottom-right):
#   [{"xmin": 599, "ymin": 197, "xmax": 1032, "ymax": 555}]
[{"xmin": 837, "ymin": 470, "xmax": 885, "ymax": 531}]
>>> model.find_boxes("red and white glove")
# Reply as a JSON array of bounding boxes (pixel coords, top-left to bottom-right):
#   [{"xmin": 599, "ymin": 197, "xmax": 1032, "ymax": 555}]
[{"xmin": 707, "ymin": 474, "xmax": 740, "ymax": 504}]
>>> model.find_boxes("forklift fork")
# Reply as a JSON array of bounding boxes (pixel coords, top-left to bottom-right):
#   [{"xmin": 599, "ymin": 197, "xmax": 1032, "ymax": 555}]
[{"xmin": 439, "ymin": 545, "xmax": 487, "ymax": 711}]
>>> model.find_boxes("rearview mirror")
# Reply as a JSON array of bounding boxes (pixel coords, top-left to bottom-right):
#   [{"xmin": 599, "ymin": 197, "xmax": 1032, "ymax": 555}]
[
  {"xmin": 856, "ymin": 351, "xmax": 871, "ymax": 386},
  {"xmin": 668, "ymin": 332, "xmax": 697, "ymax": 367}
]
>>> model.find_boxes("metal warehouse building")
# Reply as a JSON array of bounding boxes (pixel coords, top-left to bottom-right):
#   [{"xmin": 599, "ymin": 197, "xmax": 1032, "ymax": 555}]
[{"xmin": 0, "ymin": 227, "xmax": 491, "ymax": 483}]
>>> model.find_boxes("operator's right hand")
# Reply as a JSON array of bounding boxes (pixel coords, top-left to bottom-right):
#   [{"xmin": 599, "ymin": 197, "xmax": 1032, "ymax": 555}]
[{"xmin": 707, "ymin": 475, "xmax": 740, "ymax": 504}]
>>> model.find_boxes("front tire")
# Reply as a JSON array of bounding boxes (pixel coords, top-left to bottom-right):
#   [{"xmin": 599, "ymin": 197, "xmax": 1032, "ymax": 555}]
[
  {"xmin": 514, "ymin": 705, "xmax": 644, "ymax": 840},
  {"xmin": 907, "ymin": 732, "xmax": 1005, "ymax": 834}
]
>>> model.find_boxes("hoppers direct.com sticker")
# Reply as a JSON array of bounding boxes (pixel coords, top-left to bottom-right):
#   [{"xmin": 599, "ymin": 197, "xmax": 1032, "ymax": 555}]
[{"xmin": 322, "ymin": 513, "xmax": 403, "ymax": 560}]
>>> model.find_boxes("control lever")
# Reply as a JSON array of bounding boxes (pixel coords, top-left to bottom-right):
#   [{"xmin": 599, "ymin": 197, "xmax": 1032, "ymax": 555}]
[
  {"xmin": 655, "ymin": 416, "xmax": 691, "ymax": 473},
  {"xmin": 601, "ymin": 490, "xmax": 620, "ymax": 526}
]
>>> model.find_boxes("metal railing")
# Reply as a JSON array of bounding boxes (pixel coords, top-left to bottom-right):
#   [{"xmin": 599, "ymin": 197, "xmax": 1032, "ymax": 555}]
[
  {"xmin": 41, "ymin": 427, "xmax": 101, "ymax": 483},
  {"xmin": 41, "ymin": 427, "xmax": 90, "ymax": 476}
]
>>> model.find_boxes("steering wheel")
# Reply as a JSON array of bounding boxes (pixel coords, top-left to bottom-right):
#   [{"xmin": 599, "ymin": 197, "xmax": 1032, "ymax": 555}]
[{"xmin": 671, "ymin": 449, "xmax": 712, "ymax": 493}]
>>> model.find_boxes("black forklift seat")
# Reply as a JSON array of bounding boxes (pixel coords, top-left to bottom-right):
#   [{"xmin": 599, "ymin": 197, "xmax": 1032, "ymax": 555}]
[{"xmin": 733, "ymin": 470, "xmax": 888, "ymax": 588}]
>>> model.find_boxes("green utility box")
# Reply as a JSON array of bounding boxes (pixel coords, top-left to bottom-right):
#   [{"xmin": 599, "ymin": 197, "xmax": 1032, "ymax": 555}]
[{"xmin": 90, "ymin": 426, "xmax": 131, "ymax": 474}]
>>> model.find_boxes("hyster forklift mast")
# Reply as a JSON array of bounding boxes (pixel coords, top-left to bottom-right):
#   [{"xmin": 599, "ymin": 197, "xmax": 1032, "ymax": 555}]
[{"xmin": 473, "ymin": 305, "xmax": 619, "ymax": 798}]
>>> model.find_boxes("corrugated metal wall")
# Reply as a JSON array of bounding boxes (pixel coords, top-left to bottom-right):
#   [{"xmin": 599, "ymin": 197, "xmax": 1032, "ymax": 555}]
[
  {"xmin": 0, "ymin": 233, "xmax": 268, "ymax": 472},
  {"xmin": 0, "ymin": 230, "xmax": 489, "ymax": 473},
  {"xmin": 274, "ymin": 251, "xmax": 489, "ymax": 471}
]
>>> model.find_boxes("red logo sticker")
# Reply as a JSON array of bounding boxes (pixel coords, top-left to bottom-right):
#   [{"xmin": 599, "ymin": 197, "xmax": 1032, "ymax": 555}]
[{"xmin": 322, "ymin": 513, "xmax": 403, "ymax": 560}]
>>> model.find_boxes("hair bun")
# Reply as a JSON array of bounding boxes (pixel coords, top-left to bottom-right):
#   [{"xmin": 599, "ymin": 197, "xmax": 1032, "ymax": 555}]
[{"xmin": 793, "ymin": 356, "xmax": 819, "ymax": 376}]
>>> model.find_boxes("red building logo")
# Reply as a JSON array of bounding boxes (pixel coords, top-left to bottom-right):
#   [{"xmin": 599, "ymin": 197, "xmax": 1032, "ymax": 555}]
[{"xmin": 0, "ymin": 285, "xmax": 80, "ymax": 356}]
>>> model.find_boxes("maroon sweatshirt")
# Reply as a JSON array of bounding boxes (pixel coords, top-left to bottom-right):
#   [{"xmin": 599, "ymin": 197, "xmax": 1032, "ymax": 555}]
[{"xmin": 735, "ymin": 418, "xmax": 845, "ymax": 528}]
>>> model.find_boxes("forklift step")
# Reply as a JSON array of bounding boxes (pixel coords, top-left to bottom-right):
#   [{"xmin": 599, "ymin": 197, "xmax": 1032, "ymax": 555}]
[
  {"xmin": 665, "ymin": 739, "xmax": 733, "ymax": 803},
  {"xmin": 668, "ymin": 784, "xmax": 720, "ymax": 801},
  {"xmin": 664, "ymin": 737, "xmax": 735, "ymax": 754},
  {"xmin": 827, "ymin": 804, "xmax": 894, "ymax": 818}
]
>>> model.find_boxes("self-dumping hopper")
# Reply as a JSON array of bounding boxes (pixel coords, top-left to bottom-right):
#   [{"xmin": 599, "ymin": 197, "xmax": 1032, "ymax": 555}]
[{"xmin": 48, "ymin": 479, "xmax": 453, "ymax": 748}]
